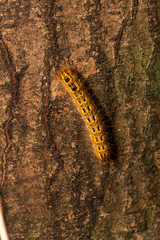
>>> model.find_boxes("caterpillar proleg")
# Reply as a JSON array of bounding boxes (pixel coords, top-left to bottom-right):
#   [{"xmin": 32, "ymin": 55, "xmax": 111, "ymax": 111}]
[{"xmin": 58, "ymin": 69, "xmax": 109, "ymax": 160}]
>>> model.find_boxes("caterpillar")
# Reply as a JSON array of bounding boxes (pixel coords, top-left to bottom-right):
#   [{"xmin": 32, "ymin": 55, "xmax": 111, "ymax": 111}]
[{"xmin": 58, "ymin": 69, "xmax": 109, "ymax": 160}]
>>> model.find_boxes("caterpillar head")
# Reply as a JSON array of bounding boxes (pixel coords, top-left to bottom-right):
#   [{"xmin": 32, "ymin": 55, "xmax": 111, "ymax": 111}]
[
  {"xmin": 58, "ymin": 69, "xmax": 72, "ymax": 83},
  {"xmin": 58, "ymin": 70, "xmax": 80, "ymax": 93}
]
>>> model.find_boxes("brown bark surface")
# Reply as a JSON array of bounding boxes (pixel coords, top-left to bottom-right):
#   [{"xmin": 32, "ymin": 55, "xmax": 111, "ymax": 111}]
[{"xmin": 0, "ymin": 0, "xmax": 160, "ymax": 239}]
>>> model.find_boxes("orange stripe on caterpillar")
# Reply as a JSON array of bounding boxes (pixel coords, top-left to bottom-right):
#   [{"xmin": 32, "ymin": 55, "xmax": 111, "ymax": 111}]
[{"xmin": 58, "ymin": 69, "xmax": 109, "ymax": 160}]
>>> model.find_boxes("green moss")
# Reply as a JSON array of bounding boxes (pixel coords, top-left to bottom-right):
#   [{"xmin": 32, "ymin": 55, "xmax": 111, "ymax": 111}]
[
  {"xmin": 147, "ymin": 57, "xmax": 160, "ymax": 99},
  {"xmin": 28, "ymin": 222, "xmax": 42, "ymax": 239},
  {"xmin": 0, "ymin": 77, "xmax": 10, "ymax": 84}
]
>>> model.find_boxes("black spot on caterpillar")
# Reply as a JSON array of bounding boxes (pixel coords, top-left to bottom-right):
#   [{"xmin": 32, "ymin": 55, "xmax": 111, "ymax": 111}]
[{"xmin": 58, "ymin": 69, "xmax": 109, "ymax": 160}]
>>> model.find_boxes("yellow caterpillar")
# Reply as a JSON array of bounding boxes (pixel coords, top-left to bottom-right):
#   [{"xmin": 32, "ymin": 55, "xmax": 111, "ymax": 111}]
[{"xmin": 58, "ymin": 69, "xmax": 109, "ymax": 160}]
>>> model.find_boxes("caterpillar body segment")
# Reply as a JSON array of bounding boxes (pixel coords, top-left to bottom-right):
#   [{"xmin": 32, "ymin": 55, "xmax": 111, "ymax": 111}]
[{"xmin": 58, "ymin": 69, "xmax": 109, "ymax": 160}]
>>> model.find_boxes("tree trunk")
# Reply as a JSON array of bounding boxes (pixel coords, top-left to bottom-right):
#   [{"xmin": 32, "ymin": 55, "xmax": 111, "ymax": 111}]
[{"xmin": 0, "ymin": 0, "xmax": 159, "ymax": 239}]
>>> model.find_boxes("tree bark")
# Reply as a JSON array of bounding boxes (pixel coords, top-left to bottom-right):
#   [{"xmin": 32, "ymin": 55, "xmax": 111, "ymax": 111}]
[{"xmin": 0, "ymin": 0, "xmax": 159, "ymax": 239}]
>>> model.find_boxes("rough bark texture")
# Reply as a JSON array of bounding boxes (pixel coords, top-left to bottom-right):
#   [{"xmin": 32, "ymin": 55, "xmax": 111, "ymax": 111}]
[{"xmin": 0, "ymin": 0, "xmax": 159, "ymax": 239}]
